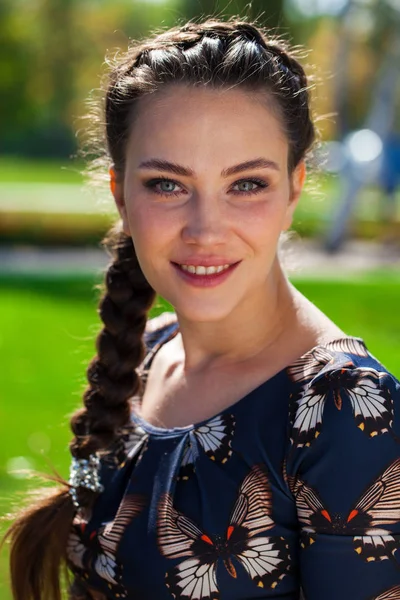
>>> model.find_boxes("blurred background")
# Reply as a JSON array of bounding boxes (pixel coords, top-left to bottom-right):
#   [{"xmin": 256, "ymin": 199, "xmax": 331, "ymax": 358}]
[{"xmin": 1, "ymin": 0, "xmax": 400, "ymax": 596}]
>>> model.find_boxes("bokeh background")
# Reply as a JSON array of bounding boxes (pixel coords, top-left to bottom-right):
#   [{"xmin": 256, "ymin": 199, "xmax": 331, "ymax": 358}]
[{"xmin": 1, "ymin": 0, "xmax": 400, "ymax": 597}]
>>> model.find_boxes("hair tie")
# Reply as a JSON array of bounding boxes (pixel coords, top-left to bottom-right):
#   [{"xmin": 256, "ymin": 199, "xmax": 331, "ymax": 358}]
[{"xmin": 69, "ymin": 454, "xmax": 104, "ymax": 509}]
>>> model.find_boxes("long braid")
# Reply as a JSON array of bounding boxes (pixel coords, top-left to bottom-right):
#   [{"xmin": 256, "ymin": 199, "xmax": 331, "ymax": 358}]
[{"xmin": 69, "ymin": 225, "xmax": 155, "ymax": 504}]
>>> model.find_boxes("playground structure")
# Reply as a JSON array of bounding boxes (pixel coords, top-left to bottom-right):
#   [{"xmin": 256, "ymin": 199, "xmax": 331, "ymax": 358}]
[{"xmin": 323, "ymin": 0, "xmax": 400, "ymax": 251}]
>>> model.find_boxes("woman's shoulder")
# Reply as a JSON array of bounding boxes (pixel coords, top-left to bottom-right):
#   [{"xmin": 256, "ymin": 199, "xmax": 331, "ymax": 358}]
[
  {"xmin": 285, "ymin": 338, "xmax": 400, "ymax": 544},
  {"xmin": 287, "ymin": 336, "xmax": 399, "ymax": 449},
  {"xmin": 289, "ymin": 336, "xmax": 398, "ymax": 386}
]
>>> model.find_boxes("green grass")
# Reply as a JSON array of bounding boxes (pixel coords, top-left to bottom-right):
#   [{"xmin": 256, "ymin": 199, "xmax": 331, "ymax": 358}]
[
  {"xmin": 1, "ymin": 273, "xmax": 400, "ymax": 598},
  {"xmin": 0, "ymin": 157, "xmax": 85, "ymax": 184}
]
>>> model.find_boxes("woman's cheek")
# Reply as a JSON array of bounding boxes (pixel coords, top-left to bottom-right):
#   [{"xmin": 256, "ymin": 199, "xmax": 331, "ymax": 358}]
[
  {"xmin": 127, "ymin": 203, "xmax": 169, "ymax": 243},
  {"xmin": 232, "ymin": 196, "xmax": 288, "ymax": 236}
]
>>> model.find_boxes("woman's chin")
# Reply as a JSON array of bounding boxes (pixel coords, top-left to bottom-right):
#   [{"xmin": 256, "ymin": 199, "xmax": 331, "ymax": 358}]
[{"xmin": 171, "ymin": 300, "xmax": 238, "ymax": 324}]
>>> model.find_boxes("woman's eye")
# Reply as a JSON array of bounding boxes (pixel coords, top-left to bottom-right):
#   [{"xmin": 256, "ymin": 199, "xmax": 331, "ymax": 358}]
[
  {"xmin": 144, "ymin": 177, "xmax": 267, "ymax": 197},
  {"xmin": 236, "ymin": 181, "xmax": 257, "ymax": 192},
  {"xmin": 144, "ymin": 178, "xmax": 185, "ymax": 196},
  {"xmin": 231, "ymin": 179, "xmax": 268, "ymax": 195},
  {"xmin": 159, "ymin": 180, "xmax": 178, "ymax": 193}
]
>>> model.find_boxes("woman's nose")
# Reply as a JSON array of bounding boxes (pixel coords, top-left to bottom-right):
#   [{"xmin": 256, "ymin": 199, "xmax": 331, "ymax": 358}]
[{"xmin": 181, "ymin": 194, "xmax": 228, "ymax": 246}]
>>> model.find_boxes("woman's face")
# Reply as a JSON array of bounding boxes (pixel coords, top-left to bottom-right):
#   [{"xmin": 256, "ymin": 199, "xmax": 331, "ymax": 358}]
[{"xmin": 112, "ymin": 85, "xmax": 305, "ymax": 322}]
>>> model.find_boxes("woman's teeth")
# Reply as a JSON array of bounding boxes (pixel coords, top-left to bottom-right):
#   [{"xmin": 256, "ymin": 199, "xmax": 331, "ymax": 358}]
[{"xmin": 178, "ymin": 264, "xmax": 231, "ymax": 275}]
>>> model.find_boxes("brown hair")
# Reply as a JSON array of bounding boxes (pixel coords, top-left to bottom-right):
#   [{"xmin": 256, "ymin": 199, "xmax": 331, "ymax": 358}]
[{"xmin": 2, "ymin": 17, "xmax": 315, "ymax": 600}]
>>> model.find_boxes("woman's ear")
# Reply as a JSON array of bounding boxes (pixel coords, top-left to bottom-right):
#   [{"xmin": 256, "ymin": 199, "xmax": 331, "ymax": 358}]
[
  {"xmin": 109, "ymin": 167, "xmax": 130, "ymax": 235},
  {"xmin": 282, "ymin": 160, "xmax": 306, "ymax": 231}
]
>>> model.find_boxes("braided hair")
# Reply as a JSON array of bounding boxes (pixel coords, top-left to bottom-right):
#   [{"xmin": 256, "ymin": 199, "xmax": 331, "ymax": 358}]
[
  {"xmin": 105, "ymin": 19, "xmax": 314, "ymax": 177},
  {"xmin": 4, "ymin": 17, "xmax": 315, "ymax": 600}
]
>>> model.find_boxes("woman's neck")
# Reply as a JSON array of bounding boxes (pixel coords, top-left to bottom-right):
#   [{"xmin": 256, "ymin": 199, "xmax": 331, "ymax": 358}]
[{"xmin": 173, "ymin": 260, "xmax": 299, "ymax": 374}]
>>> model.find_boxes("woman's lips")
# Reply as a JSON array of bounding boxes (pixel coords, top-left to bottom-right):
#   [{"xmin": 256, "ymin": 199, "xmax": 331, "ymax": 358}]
[{"xmin": 171, "ymin": 261, "xmax": 240, "ymax": 288}]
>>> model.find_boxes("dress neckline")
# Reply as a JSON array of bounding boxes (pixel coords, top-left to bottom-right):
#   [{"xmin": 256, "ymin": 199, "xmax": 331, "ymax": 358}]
[{"xmin": 131, "ymin": 319, "xmax": 368, "ymax": 437}]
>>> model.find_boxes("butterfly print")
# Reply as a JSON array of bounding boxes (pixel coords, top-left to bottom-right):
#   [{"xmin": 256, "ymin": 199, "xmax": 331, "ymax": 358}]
[
  {"xmin": 101, "ymin": 424, "xmax": 148, "ymax": 469},
  {"xmin": 371, "ymin": 585, "xmax": 400, "ymax": 599},
  {"xmin": 287, "ymin": 339, "xmax": 369, "ymax": 386},
  {"xmin": 67, "ymin": 530, "xmax": 88, "ymax": 573},
  {"xmin": 157, "ymin": 464, "xmax": 290, "ymax": 599},
  {"xmin": 325, "ymin": 338, "xmax": 369, "ymax": 358},
  {"xmin": 289, "ymin": 458, "xmax": 400, "ymax": 561},
  {"xmin": 179, "ymin": 414, "xmax": 235, "ymax": 480},
  {"xmin": 290, "ymin": 366, "xmax": 393, "ymax": 447},
  {"xmin": 119, "ymin": 425, "xmax": 148, "ymax": 468},
  {"xmin": 139, "ymin": 313, "xmax": 179, "ymax": 379},
  {"xmin": 353, "ymin": 533, "xmax": 398, "ymax": 562},
  {"xmin": 89, "ymin": 494, "xmax": 146, "ymax": 597},
  {"xmin": 145, "ymin": 311, "xmax": 178, "ymax": 335},
  {"xmin": 287, "ymin": 348, "xmax": 336, "ymax": 385},
  {"xmin": 67, "ymin": 509, "xmax": 94, "ymax": 580}
]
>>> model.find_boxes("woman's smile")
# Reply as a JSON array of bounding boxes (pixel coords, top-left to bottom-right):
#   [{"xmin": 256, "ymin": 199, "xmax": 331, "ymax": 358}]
[{"xmin": 171, "ymin": 260, "xmax": 241, "ymax": 288}]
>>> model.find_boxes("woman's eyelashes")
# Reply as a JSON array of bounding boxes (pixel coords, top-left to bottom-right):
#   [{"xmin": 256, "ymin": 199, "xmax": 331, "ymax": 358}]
[
  {"xmin": 144, "ymin": 178, "xmax": 186, "ymax": 197},
  {"xmin": 231, "ymin": 178, "xmax": 269, "ymax": 195},
  {"xmin": 142, "ymin": 177, "xmax": 269, "ymax": 198}
]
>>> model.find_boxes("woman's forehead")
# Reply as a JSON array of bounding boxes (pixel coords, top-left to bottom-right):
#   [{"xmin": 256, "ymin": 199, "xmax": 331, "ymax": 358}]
[{"xmin": 125, "ymin": 85, "xmax": 288, "ymax": 171}]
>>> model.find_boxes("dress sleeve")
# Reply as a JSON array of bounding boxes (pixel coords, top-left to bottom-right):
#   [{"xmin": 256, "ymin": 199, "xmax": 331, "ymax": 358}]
[{"xmin": 286, "ymin": 361, "xmax": 400, "ymax": 600}]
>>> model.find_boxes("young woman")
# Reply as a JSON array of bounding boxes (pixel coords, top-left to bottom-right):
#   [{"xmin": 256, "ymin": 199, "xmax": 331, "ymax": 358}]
[{"xmin": 5, "ymin": 17, "xmax": 400, "ymax": 600}]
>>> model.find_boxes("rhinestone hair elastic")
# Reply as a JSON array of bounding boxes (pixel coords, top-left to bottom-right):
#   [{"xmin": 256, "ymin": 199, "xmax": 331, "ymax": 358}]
[{"xmin": 69, "ymin": 454, "xmax": 104, "ymax": 509}]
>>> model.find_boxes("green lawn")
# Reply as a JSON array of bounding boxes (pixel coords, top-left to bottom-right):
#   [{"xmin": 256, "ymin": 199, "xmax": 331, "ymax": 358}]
[
  {"xmin": 1, "ymin": 273, "xmax": 400, "ymax": 598},
  {"xmin": 0, "ymin": 157, "xmax": 85, "ymax": 184}
]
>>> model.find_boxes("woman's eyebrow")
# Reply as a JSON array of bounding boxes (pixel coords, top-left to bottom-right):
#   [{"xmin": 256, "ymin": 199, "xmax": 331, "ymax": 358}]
[
  {"xmin": 138, "ymin": 159, "xmax": 193, "ymax": 176},
  {"xmin": 137, "ymin": 157, "xmax": 280, "ymax": 177},
  {"xmin": 222, "ymin": 158, "xmax": 280, "ymax": 176}
]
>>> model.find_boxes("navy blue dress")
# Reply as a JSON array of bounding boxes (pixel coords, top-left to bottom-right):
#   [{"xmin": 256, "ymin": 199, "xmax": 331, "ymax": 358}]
[{"xmin": 67, "ymin": 312, "xmax": 400, "ymax": 600}]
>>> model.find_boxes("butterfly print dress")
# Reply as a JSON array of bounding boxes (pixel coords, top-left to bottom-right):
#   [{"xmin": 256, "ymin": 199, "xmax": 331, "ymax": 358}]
[{"xmin": 67, "ymin": 312, "xmax": 400, "ymax": 600}]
